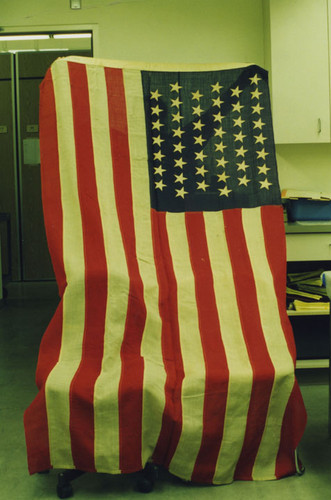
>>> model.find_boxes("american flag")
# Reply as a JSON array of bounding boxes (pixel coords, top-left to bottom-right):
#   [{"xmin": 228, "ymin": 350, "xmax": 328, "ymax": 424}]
[{"xmin": 24, "ymin": 57, "xmax": 306, "ymax": 485}]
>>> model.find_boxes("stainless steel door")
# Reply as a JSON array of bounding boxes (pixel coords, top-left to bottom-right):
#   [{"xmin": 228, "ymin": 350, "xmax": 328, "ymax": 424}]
[{"xmin": 0, "ymin": 49, "xmax": 92, "ymax": 281}]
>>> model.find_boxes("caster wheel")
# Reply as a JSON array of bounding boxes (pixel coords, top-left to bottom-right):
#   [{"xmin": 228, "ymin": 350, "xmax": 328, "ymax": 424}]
[
  {"xmin": 296, "ymin": 464, "xmax": 305, "ymax": 476},
  {"xmin": 136, "ymin": 463, "xmax": 156, "ymax": 493},
  {"xmin": 136, "ymin": 476, "xmax": 154, "ymax": 493},
  {"xmin": 57, "ymin": 482, "xmax": 73, "ymax": 499}
]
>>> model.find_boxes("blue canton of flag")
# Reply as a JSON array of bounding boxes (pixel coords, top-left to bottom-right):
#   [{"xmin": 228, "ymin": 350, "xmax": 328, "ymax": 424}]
[{"xmin": 142, "ymin": 65, "xmax": 281, "ymax": 212}]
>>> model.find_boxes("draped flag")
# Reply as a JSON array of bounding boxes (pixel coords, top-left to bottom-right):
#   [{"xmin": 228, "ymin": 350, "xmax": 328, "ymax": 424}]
[{"xmin": 24, "ymin": 56, "xmax": 306, "ymax": 485}]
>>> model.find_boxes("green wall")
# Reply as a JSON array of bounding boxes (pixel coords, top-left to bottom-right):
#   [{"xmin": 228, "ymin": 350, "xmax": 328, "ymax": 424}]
[
  {"xmin": 1, "ymin": 0, "xmax": 265, "ymax": 64},
  {"xmin": 2, "ymin": 0, "xmax": 329, "ymax": 193}
]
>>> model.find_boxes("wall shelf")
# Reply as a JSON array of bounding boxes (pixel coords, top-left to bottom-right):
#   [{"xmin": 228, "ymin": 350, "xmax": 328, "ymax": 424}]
[
  {"xmin": 285, "ymin": 222, "xmax": 331, "ymax": 234},
  {"xmin": 288, "ymin": 310, "xmax": 329, "ymax": 316},
  {"xmin": 296, "ymin": 359, "xmax": 329, "ymax": 369}
]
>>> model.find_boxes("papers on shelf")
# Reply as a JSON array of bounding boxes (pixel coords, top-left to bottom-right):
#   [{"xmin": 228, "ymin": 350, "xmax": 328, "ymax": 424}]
[
  {"xmin": 292, "ymin": 300, "xmax": 330, "ymax": 312},
  {"xmin": 281, "ymin": 189, "xmax": 331, "ymax": 201}
]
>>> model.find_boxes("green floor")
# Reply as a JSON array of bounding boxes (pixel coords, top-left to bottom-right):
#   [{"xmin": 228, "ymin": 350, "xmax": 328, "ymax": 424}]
[{"xmin": 1, "ymin": 283, "xmax": 331, "ymax": 499}]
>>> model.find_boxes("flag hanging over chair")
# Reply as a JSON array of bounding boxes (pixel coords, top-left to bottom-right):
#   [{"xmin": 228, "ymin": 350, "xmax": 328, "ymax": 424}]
[{"xmin": 24, "ymin": 56, "xmax": 306, "ymax": 485}]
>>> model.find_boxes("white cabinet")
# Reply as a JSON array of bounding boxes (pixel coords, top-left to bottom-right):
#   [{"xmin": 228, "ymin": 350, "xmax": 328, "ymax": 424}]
[
  {"xmin": 286, "ymin": 233, "xmax": 331, "ymax": 261},
  {"xmin": 269, "ymin": 0, "xmax": 330, "ymax": 144}
]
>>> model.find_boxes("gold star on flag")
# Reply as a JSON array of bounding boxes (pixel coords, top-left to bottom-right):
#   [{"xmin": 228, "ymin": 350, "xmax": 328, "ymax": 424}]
[
  {"xmin": 231, "ymin": 86, "xmax": 242, "ymax": 97},
  {"xmin": 174, "ymin": 173, "xmax": 187, "ymax": 184},
  {"xmin": 152, "ymin": 119, "xmax": 164, "ymax": 131},
  {"xmin": 233, "ymin": 116, "xmax": 245, "ymax": 128},
  {"xmin": 235, "ymin": 145, "xmax": 248, "ymax": 157},
  {"xmin": 254, "ymin": 133, "xmax": 267, "ymax": 145},
  {"xmin": 259, "ymin": 178, "xmax": 272, "ymax": 190},
  {"xmin": 214, "ymin": 127, "xmax": 226, "ymax": 138},
  {"xmin": 232, "ymin": 101, "xmax": 244, "ymax": 113},
  {"xmin": 237, "ymin": 160, "xmax": 249, "ymax": 171},
  {"xmin": 215, "ymin": 142, "xmax": 227, "ymax": 153},
  {"xmin": 155, "ymin": 179, "xmax": 166, "ymax": 190},
  {"xmin": 173, "ymin": 127, "xmax": 185, "ymax": 138},
  {"xmin": 249, "ymin": 74, "xmax": 261, "ymax": 85},
  {"xmin": 238, "ymin": 175, "xmax": 251, "ymax": 186},
  {"xmin": 174, "ymin": 158, "xmax": 187, "ymax": 169},
  {"xmin": 173, "ymin": 142, "xmax": 185, "ymax": 153},
  {"xmin": 154, "ymin": 165, "xmax": 166, "ymax": 176},
  {"xmin": 211, "ymin": 82, "xmax": 222, "ymax": 93},
  {"xmin": 234, "ymin": 131, "xmax": 246, "ymax": 142},
  {"xmin": 172, "ymin": 111, "xmax": 183, "ymax": 122},
  {"xmin": 252, "ymin": 103, "xmax": 264, "ymax": 115},
  {"xmin": 194, "ymin": 135, "xmax": 206, "ymax": 146},
  {"xmin": 213, "ymin": 111, "xmax": 224, "ymax": 123},
  {"xmin": 197, "ymin": 180, "xmax": 209, "ymax": 191},
  {"xmin": 218, "ymin": 186, "xmax": 232, "ymax": 197},
  {"xmin": 171, "ymin": 97, "xmax": 182, "ymax": 108},
  {"xmin": 217, "ymin": 171, "xmax": 230, "ymax": 183},
  {"xmin": 253, "ymin": 118, "xmax": 265, "ymax": 129},
  {"xmin": 193, "ymin": 119, "xmax": 205, "ymax": 131},
  {"xmin": 216, "ymin": 157, "xmax": 228, "ymax": 168},
  {"xmin": 150, "ymin": 89, "xmax": 162, "ymax": 99},
  {"xmin": 212, "ymin": 96, "xmax": 223, "ymax": 107},
  {"xmin": 170, "ymin": 82, "xmax": 182, "ymax": 92},
  {"xmin": 251, "ymin": 88, "xmax": 263, "ymax": 100},
  {"xmin": 195, "ymin": 150, "xmax": 208, "ymax": 161},
  {"xmin": 192, "ymin": 105, "xmax": 203, "ymax": 116},
  {"xmin": 256, "ymin": 148, "xmax": 269, "ymax": 160},
  {"xmin": 151, "ymin": 104, "xmax": 162, "ymax": 115},
  {"xmin": 152, "ymin": 135, "xmax": 164, "ymax": 146},
  {"xmin": 257, "ymin": 164, "xmax": 270, "ymax": 175},
  {"xmin": 153, "ymin": 150, "xmax": 165, "ymax": 161},
  {"xmin": 191, "ymin": 90, "xmax": 203, "ymax": 101},
  {"xmin": 195, "ymin": 165, "xmax": 208, "ymax": 176},
  {"xmin": 175, "ymin": 187, "xmax": 188, "ymax": 198}
]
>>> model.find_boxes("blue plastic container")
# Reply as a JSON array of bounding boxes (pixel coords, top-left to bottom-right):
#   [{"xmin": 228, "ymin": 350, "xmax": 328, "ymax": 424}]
[{"xmin": 286, "ymin": 199, "xmax": 331, "ymax": 221}]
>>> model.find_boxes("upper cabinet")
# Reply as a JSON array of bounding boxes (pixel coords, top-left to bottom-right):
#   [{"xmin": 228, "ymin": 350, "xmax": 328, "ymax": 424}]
[{"xmin": 269, "ymin": 0, "xmax": 330, "ymax": 144}]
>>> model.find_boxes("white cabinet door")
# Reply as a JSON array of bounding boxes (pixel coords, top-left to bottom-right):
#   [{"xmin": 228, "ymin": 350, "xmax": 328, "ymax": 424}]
[
  {"xmin": 269, "ymin": 0, "xmax": 330, "ymax": 144},
  {"xmin": 286, "ymin": 233, "xmax": 331, "ymax": 261}
]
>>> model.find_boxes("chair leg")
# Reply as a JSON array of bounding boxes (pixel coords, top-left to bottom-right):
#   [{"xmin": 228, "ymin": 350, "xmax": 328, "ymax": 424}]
[{"xmin": 56, "ymin": 470, "xmax": 85, "ymax": 499}]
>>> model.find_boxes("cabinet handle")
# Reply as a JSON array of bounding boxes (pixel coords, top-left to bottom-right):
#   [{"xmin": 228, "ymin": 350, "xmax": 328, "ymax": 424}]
[{"xmin": 317, "ymin": 118, "xmax": 322, "ymax": 134}]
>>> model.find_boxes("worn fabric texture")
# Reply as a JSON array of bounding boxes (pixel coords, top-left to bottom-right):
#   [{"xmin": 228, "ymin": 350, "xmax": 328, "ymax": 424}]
[{"xmin": 24, "ymin": 56, "xmax": 306, "ymax": 485}]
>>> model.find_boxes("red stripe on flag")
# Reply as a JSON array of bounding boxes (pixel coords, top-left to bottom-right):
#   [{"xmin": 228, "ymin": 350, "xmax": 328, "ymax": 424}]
[
  {"xmin": 261, "ymin": 205, "xmax": 307, "ymax": 476},
  {"xmin": 24, "ymin": 387, "xmax": 52, "ymax": 474},
  {"xmin": 185, "ymin": 212, "xmax": 229, "ymax": 484},
  {"xmin": 275, "ymin": 380, "xmax": 307, "ymax": 477},
  {"xmin": 24, "ymin": 309, "xmax": 64, "ymax": 475},
  {"xmin": 261, "ymin": 205, "xmax": 296, "ymax": 360},
  {"xmin": 150, "ymin": 210, "xmax": 184, "ymax": 468},
  {"xmin": 39, "ymin": 69, "xmax": 66, "ymax": 296},
  {"xmin": 24, "ymin": 304, "xmax": 64, "ymax": 473},
  {"xmin": 67, "ymin": 62, "xmax": 108, "ymax": 472},
  {"xmin": 24, "ymin": 69, "xmax": 65, "ymax": 474},
  {"xmin": 37, "ymin": 70, "xmax": 64, "ymax": 387},
  {"xmin": 105, "ymin": 67, "xmax": 145, "ymax": 473},
  {"xmin": 223, "ymin": 209, "xmax": 275, "ymax": 480}
]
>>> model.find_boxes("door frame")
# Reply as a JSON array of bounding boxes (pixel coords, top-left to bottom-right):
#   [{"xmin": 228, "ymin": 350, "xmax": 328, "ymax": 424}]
[
  {"xmin": 1, "ymin": 24, "xmax": 97, "ymax": 280},
  {"xmin": 0, "ymin": 24, "xmax": 99, "ymax": 57}
]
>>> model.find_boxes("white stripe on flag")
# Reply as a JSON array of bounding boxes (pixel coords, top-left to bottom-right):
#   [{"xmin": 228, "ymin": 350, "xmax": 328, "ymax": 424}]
[
  {"xmin": 123, "ymin": 68, "xmax": 166, "ymax": 464},
  {"xmin": 87, "ymin": 64, "xmax": 128, "ymax": 473},
  {"xmin": 204, "ymin": 211, "xmax": 253, "ymax": 485},
  {"xmin": 45, "ymin": 60, "xmax": 85, "ymax": 469},
  {"xmin": 166, "ymin": 212, "xmax": 206, "ymax": 480},
  {"xmin": 242, "ymin": 207, "xmax": 295, "ymax": 479}
]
